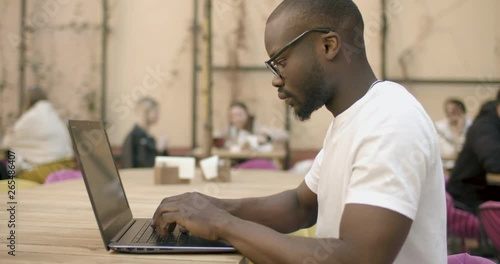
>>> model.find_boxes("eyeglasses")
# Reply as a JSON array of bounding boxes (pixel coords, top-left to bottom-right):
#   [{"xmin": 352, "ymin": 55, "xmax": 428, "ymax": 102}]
[{"xmin": 265, "ymin": 28, "xmax": 334, "ymax": 78}]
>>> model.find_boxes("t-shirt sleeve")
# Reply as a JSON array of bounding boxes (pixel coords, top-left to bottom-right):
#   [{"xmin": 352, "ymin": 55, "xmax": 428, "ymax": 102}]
[
  {"xmin": 305, "ymin": 149, "xmax": 324, "ymax": 194},
  {"xmin": 345, "ymin": 115, "xmax": 437, "ymax": 220}
]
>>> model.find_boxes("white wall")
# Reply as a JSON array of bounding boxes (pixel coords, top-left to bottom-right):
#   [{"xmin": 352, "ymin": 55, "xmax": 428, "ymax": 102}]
[
  {"xmin": 0, "ymin": 0, "xmax": 22, "ymax": 135},
  {"xmin": 2, "ymin": 0, "xmax": 499, "ymax": 150},
  {"xmin": 106, "ymin": 0, "xmax": 194, "ymax": 148},
  {"xmin": 386, "ymin": 0, "xmax": 500, "ymax": 120}
]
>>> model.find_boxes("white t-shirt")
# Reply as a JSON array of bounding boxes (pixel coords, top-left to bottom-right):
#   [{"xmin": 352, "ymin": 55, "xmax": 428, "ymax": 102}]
[
  {"xmin": 305, "ymin": 81, "xmax": 447, "ymax": 264},
  {"xmin": 3, "ymin": 100, "xmax": 74, "ymax": 170}
]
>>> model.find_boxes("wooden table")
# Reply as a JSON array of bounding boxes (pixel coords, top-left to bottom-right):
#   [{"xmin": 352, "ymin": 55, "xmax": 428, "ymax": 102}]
[
  {"xmin": 192, "ymin": 147, "xmax": 287, "ymax": 168},
  {"xmin": 487, "ymin": 173, "xmax": 500, "ymax": 185},
  {"xmin": 0, "ymin": 168, "xmax": 303, "ymax": 263}
]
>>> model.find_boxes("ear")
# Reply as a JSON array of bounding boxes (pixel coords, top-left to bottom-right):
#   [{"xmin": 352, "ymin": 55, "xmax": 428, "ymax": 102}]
[{"xmin": 321, "ymin": 32, "xmax": 341, "ymax": 61}]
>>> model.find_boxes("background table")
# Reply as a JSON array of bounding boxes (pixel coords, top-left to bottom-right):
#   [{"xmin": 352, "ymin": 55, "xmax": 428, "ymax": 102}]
[
  {"xmin": 192, "ymin": 147, "xmax": 287, "ymax": 169},
  {"xmin": 0, "ymin": 168, "xmax": 303, "ymax": 263}
]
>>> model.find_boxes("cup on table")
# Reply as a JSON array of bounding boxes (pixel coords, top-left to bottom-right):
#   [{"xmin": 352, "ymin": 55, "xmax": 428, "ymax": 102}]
[{"xmin": 213, "ymin": 137, "xmax": 225, "ymax": 148}]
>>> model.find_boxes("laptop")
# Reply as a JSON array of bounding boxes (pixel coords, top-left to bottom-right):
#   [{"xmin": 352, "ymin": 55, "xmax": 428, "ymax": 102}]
[{"xmin": 68, "ymin": 120, "xmax": 236, "ymax": 253}]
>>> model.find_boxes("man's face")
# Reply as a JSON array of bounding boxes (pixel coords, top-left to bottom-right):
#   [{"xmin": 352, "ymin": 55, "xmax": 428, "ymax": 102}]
[
  {"xmin": 264, "ymin": 17, "xmax": 331, "ymax": 121},
  {"xmin": 445, "ymin": 103, "xmax": 464, "ymax": 124}
]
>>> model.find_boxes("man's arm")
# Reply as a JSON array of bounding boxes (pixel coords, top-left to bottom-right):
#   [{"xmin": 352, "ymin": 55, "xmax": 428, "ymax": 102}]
[
  {"xmin": 221, "ymin": 204, "xmax": 411, "ymax": 264},
  {"xmin": 154, "ymin": 180, "xmax": 317, "ymax": 234},
  {"xmin": 153, "ymin": 195, "xmax": 412, "ymax": 264},
  {"xmin": 215, "ymin": 180, "xmax": 317, "ymax": 233}
]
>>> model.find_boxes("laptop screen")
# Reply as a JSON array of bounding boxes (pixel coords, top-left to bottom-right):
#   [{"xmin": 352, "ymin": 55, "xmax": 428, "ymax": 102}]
[{"xmin": 69, "ymin": 120, "xmax": 133, "ymax": 247}]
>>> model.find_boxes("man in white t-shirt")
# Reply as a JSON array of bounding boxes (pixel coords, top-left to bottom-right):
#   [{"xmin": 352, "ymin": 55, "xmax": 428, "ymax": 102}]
[{"xmin": 152, "ymin": 1, "xmax": 447, "ymax": 263}]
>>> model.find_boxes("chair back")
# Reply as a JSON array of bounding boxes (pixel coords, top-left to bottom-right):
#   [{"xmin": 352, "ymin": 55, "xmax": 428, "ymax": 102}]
[
  {"xmin": 235, "ymin": 159, "xmax": 278, "ymax": 170},
  {"xmin": 446, "ymin": 193, "xmax": 480, "ymax": 239},
  {"xmin": 44, "ymin": 169, "xmax": 82, "ymax": 184},
  {"xmin": 447, "ymin": 253, "xmax": 496, "ymax": 264},
  {"xmin": 18, "ymin": 158, "xmax": 76, "ymax": 183},
  {"xmin": 479, "ymin": 201, "xmax": 500, "ymax": 251}
]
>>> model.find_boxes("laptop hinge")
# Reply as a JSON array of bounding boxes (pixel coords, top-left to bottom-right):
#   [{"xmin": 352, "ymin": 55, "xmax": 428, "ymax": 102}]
[{"xmin": 110, "ymin": 219, "xmax": 136, "ymax": 243}]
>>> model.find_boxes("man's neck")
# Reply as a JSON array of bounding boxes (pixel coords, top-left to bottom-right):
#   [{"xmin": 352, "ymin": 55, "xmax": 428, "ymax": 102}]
[{"xmin": 325, "ymin": 63, "xmax": 377, "ymax": 117}]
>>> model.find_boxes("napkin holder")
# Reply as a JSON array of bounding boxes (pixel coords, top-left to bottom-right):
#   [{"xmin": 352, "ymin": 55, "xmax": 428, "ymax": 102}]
[{"xmin": 154, "ymin": 165, "xmax": 190, "ymax": 185}]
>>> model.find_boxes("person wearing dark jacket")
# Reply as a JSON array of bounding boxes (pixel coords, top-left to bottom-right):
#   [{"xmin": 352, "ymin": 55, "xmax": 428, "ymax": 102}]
[
  {"xmin": 121, "ymin": 98, "xmax": 168, "ymax": 168},
  {"xmin": 447, "ymin": 94, "xmax": 500, "ymax": 214}
]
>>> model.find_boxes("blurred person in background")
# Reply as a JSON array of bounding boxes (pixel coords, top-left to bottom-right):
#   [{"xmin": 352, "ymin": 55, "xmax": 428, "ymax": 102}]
[
  {"xmin": 1, "ymin": 87, "xmax": 74, "ymax": 183},
  {"xmin": 216, "ymin": 101, "xmax": 289, "ymax": 151},
  {"xmin": 121, "ymin": 97, "xmax": 169, "ymax": 168},
  {"xmin": 447, "ymin": 90, "xmax": 500, "ymax": 214},
  {"xmin": 434, "ymin": 98, "xmax": 472, "ymax": 171}
]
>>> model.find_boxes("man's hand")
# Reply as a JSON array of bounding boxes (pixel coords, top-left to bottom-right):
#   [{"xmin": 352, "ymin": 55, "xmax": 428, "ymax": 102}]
[{"xmin": 151, "ymin": 192, "xmax": 232, "ymax": 241}]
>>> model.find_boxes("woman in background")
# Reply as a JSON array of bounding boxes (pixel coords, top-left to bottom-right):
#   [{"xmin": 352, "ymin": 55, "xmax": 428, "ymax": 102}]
[
  {"xmin": 435, "ymin": 98, "xmax": 472, "ymax": 170},
  {"xmin": 1, "ymin": 87, "xmax": 74, "ymax": 183},
  {"xmin": 121, "ymin": 97, "xmax": 169, "ymax": 168},
  {"xmin": 218, "ymin": 101, "xmax": 289, "ymax": 150},
  {"xmin": 215, "ymin": 101, "xmax": 289, "ymax": 169}
]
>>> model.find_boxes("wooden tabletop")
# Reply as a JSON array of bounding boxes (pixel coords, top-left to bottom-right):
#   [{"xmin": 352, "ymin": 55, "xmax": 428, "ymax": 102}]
[
  {"xmin": 0, "ymin": 168, "xmax": 303, "ymax": 263},
  {"xmin": 487, "ymin": 173, "xmax": 500, "ymax": 185}
]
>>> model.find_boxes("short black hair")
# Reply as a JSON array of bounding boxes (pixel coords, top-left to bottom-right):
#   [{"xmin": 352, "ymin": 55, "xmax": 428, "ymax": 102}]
[
  {"xmin": 446, "ymin": 98, "xmax": 466, "ymax": 113},
  {"xmin": 268, "ymin": 0, "xmax": 365, "ymax": 54}
]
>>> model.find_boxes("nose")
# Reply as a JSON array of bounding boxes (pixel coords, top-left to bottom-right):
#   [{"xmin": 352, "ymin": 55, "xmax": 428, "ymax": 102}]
[{"xmin": 271, "ymin": 74, "xmax": 284, "ymax": 88}]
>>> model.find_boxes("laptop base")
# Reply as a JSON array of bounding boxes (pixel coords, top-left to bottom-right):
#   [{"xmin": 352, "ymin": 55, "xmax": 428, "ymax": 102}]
[{"xmin": 109, "ymin": 218, "xmax": 235, "ymax": 253}]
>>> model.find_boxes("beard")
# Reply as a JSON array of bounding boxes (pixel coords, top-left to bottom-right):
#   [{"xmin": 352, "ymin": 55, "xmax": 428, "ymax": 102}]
[{"xmin": 293, "ymin": 62, "xmax": 330, "ymax": 121}]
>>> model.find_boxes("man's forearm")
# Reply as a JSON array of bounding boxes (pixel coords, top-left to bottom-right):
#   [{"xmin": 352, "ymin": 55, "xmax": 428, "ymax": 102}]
[
  {"xmin": 215, "ymin": 215, "xmax": 351, "ymax": 264},
  {"xmin": 207, "ymin": 189, "xmax": 316, "ymax": 233}
]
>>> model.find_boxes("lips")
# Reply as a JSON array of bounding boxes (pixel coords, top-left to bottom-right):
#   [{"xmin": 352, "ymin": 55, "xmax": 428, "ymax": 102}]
[
  {"xmin": 278, "ymin": 91, "xmax": 294, "ymax": 106},
  {"xmin": 278, "ymin": 91, "xmax": 288, "ymax": 100}
]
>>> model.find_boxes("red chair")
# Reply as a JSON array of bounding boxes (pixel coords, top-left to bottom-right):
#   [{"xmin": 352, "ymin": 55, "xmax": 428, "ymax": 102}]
[
  {"xmin": 234, "ymin": 159, "xmax": 278, "ymax": 170},
  {"xmin": 479, "ymin": 201, "xmax": 500, "ymax": 252},
  {"xmin": 446, "ymin": 193, "xmax": 480, "ymax": 252},
  {"xmin": 44, "ymin": 169, "xmax": 82, "ymax": 184},
  {"xmin": 447, "ymin": 253, "xmax": 496, "ymax": 264}
]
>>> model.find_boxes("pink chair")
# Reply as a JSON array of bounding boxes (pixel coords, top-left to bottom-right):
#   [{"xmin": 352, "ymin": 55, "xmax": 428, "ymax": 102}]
[
  {"xmin": 44, "ymin": 169, "xmax": 82, "ymax": 184},
  {"xmin": 479, "ymin": 201, "xmax": 500, "ymax": 252},
  {"xmin": 446, "ymin": 193, "xmax": 480, "ymax": 252},
  {"xmin": 234, "ymin": 159, "xmax": 278, "ymax": 170},
  {"xmin": 447, "ymin": 253, "xmax": 496, "ymax": 264}
]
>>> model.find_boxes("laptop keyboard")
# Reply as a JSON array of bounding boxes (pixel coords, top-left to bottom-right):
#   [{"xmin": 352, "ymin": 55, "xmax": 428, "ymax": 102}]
[{"xmin": 131, "ymin": 220, "xmax": 188, "ymax": 244}]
